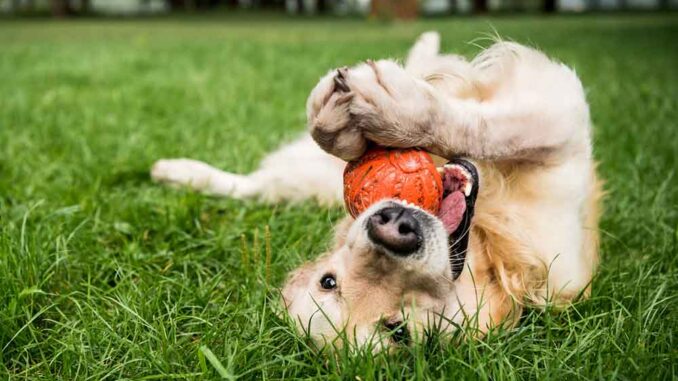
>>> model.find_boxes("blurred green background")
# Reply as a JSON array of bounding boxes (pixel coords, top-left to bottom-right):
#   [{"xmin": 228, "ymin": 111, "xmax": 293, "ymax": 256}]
[
  {"xmin": 2, "ymin": 0, "xmax": 677, "ymax": 17},
  {"xmin": 0, "ymin": 11, "xmax": 676, "ymax": 381}
]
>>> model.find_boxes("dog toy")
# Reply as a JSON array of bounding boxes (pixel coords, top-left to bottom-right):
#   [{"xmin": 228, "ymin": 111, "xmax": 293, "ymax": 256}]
[{"xmin": 343, "ymin": 147, "xmax": 443, "ymax": 218}]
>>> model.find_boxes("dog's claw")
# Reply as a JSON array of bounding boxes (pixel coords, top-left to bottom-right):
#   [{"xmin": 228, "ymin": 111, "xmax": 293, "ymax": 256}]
[{"xmin": 334, "ymin": 68, "xmax": 350, "ymax": 93}]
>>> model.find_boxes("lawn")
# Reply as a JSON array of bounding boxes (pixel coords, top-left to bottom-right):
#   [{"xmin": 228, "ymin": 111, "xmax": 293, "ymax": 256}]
[{"xmin": 0, "ymin": 13, "xmax": 676, "ymax": 380}]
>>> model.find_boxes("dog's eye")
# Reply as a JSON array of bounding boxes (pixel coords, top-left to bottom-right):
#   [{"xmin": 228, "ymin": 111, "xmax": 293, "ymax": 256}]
[
  {"xmin": 384, "ymin": 321, "xmax": 410, "ymax": 344},
  {"xmin": 319, "ymin": 274, "xmax": 337, "ymax": 290}
]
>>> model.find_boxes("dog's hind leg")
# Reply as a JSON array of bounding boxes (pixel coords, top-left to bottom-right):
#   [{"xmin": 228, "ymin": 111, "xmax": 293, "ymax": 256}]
[
  {"xmin": 405, "ymin": 31, "xmax": 441, "ymax": 76},
  {"xmin": 151, "ymin": 134, "xmax": 345, "ymax": 205},
  {"xmin": 151, "ymin": 158, "xmax": 262, "ymax": 198},
  {"xmin": 405, "ymin": 32, "xmax": 477, "ymax": 100}
]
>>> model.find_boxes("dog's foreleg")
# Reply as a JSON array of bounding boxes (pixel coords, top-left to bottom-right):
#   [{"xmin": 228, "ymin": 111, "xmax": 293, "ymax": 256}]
[{"xmin": 308, "ymin": 41, "xmax": 590, "ymax": 164}]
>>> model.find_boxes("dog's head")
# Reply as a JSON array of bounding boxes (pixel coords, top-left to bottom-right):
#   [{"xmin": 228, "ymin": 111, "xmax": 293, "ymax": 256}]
[{"xmin": 282, "ymin": 160, "xmax": 484, "ymax": 350}]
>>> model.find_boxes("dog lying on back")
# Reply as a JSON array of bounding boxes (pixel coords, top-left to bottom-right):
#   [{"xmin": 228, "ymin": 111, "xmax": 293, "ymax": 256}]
[{"xmin": 152, "ymin": 32, "xmax": 602, "ymax": 350}]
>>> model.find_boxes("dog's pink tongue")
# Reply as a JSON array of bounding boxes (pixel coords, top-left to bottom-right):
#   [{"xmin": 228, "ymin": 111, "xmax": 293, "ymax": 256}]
[{"xmin": 438, "ymin": 191, "xmax": 466, "ymax": 234}]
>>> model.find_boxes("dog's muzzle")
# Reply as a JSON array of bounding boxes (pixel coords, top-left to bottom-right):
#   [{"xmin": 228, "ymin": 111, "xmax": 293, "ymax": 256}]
[
  {"xmin": 364, "ymin": 159, "xmax": 479, "ymax": 279},
  {"xmin": 367, "ymin": 206, "xmax": 422, "ymax": 256}
]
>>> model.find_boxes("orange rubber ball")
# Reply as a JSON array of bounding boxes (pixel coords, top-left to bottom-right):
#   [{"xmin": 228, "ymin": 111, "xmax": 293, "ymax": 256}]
[{"xmin": 343, "ymin": 147, "xmax": 443, "ymax": 218}]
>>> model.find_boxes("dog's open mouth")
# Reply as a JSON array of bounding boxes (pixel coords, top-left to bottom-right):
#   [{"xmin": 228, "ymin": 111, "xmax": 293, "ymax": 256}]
[{"xmin": 437, "ymin": 159, "xmax": 479, "ymax": 279}]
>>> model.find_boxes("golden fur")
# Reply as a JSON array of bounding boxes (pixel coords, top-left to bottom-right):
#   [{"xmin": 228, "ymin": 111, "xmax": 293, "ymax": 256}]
[{"xmin": 151, "ymin": 32, "xmax": 602, "ymax": 349}]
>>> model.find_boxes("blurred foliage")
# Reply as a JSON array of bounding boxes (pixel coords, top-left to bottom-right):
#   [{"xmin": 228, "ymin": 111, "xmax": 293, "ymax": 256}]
[{"xmin": 0, "ymin": 14, "xmax": 676, "ymax": 379}]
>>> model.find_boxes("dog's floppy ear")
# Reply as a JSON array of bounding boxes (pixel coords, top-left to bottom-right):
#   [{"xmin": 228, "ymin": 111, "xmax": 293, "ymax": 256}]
[{"xmin": 331, "ymin": 216, "xmax": 355, "ymax": 250}]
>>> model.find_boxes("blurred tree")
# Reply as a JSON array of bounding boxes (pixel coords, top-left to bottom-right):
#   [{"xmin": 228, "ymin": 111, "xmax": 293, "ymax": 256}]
[
  {"xmin": 165, "ymin": 0, "xmax": 245, "ymax": 10},
  {"xmin": 448, "ymin": 0, "xmax": 458, "ymax": 14},
  {"xmin": 50, "ymin": 0, "xmax": 72, "ymax": 17},
  {"xmin": 317, "ymin": 0, "xmax": 327, "ymax": 12},
  {"xmin": 166, "ymin": 0, "xmax": 184, "ymax": 9},
  {"xmin": 371, "ymin": 0, "xmax": 419, "ymax": 19},
  {"xmin": 543, "ymin": 0, "xmax": 556, "ymax": 12},
  {"xmin": 473, "ymin": 0, "xmax": 488, "ymax": 12}
]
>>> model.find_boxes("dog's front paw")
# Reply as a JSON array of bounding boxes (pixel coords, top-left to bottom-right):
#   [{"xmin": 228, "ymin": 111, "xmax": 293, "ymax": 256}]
[
  {"xmin": 307, "ymin": 68, "xmax": 367, "ymax": 161},
  {"xmin": 151, "ymin": 158, "xmax": 215, "ymax": 190},
  {"xmin": 307, "ymin": 61, "xmax": 432, "ymax": 161}
]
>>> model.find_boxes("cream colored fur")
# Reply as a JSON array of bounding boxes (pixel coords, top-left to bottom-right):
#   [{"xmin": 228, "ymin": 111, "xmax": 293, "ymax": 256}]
[{"xmin": 151, "ymin": 32, "xmax": 602, "ymax": 349}]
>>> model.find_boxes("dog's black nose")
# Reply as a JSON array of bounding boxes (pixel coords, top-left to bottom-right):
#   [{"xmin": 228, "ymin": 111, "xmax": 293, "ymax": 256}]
[{"xmin": 367, "ymin": 206, "xmax": 421, "ymax": 255}]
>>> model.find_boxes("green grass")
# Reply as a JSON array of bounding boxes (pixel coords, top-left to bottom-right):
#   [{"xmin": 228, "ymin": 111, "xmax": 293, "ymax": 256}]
[{"xmin": 0, "ymin": 13, "xmax": 676, "ymax": 380}]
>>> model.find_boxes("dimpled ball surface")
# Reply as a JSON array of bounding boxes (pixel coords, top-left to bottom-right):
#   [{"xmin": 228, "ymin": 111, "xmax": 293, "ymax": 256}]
[{"xmin": 343, "ymin": 147, "xmax": 443, "ymax": 218}]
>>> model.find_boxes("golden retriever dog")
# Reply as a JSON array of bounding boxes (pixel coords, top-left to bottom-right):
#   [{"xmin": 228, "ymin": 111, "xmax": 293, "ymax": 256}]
[{"xmin": 151, "ymin": 32, "xmax": 602, "ymax": 350}]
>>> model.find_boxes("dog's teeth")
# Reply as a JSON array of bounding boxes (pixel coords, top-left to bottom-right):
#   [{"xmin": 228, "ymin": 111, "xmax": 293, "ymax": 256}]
[
  {"xmin": 442, "ymin": 163, "xmax": 473, "ymax": 196},
  {"xmin": 463, "ymin": 182, "xmax": 472, "ymax": 196},
  {"xmin": 458, "ymin": 166, "xmax": 472, "ymax": 180}
]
